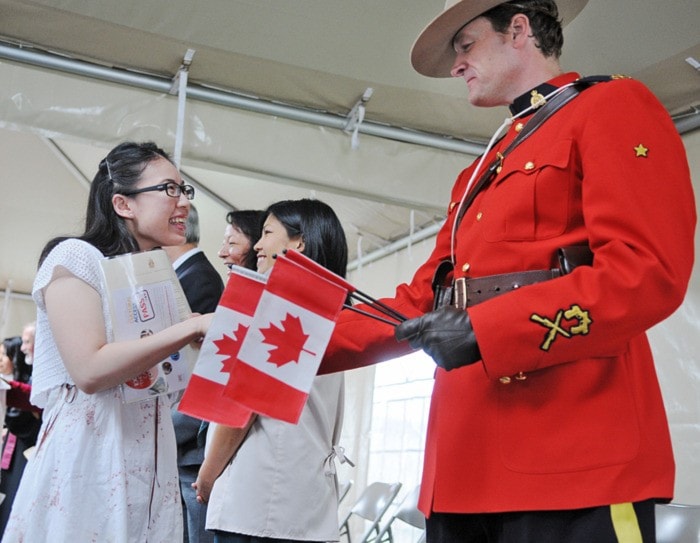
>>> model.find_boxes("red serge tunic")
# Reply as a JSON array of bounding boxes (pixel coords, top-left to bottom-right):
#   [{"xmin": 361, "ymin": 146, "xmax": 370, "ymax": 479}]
[{"xmin": 319, "ymin": 73, "xmax": 697, "ymax": 515}]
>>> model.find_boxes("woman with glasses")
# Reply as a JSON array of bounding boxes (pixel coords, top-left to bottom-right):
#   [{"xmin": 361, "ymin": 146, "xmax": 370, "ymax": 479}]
[{"xmin": 3, "ymin": 141, "xmax": 212, "ymax": 543}]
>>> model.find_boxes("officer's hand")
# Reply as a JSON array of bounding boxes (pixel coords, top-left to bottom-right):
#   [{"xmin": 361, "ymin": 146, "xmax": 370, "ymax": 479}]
[{"xmin": 394, "ymin": 306, "xmax": 481, "ymax": 371}]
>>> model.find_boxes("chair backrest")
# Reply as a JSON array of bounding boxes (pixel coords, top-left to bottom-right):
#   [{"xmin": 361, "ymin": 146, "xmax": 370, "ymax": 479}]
[
  {"xmin": 338, "ymin": 479, "xmax": 354, "ymax": 505},
  {"xmin": 394, "ymin": 485, "xmax": 425, "ymax": 530},
  {"xmin": 339, "ymin": 481, "xmax": 402, "ymax": 543},
  {"xmin": 374, "ymin": 485, "xmax": 425, "ymax": 543},
  {"xmin": 656, "ymin": 503, "xmax": 700, "ymax": 543}
]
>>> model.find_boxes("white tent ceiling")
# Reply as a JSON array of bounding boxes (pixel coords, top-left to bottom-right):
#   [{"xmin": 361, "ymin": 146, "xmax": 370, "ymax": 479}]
[{"xmin": 1, "ymin": 0, "xmax": 699, "ymax": 298}]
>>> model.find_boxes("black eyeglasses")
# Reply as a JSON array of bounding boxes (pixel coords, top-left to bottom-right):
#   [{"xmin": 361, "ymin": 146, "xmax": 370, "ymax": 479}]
[{"xmin": 121, "ymin": 181, "xmax": 195, "ymax": 200}]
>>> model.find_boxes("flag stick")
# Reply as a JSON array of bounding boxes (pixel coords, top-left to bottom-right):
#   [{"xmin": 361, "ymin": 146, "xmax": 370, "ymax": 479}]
[
  {"xmin": 343, "ymin": 304, "xmax": 401, "ymax": 327},
  {"xmin": 278, "ymin": 251, "xmax": 408, "ymax": 322},
  {"xmin": 348, "ymin": 291, "xmax": 407, "ymax": 322}
]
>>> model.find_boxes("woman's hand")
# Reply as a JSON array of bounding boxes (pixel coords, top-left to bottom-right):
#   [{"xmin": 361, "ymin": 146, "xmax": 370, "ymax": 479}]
[
  {"xmin": 189, "ymin": 313, "xmax": 214, "ymax": 348},
  {"xmin": 192, "ymin": 419, "xmax": 256, "ymax": 504},
  {"xmin": 193, "ymin": 464, "xmax": 216, "ymax": 504}
]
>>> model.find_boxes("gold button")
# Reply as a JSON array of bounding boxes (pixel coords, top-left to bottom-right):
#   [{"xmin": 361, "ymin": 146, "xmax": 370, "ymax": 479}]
[
  {"xmin": 515, "ymin": 372, "xmax": 527, "ymax": 381},
  {"xmin": 524, "ymin": 161, "xmax": 535, "ymax": 171},
  {"xmin": 499, "ymin": 376, "xmax": 512, "ymax": 385},
  {"xmin": 476, "ymin": 212, "xmax": 483, "ymax": 221},
  {"xmin": 461, "ymin": 263, "xmax": 471, "ymax": 273},
  {"xmin": 515, "ymin": 122, "xmax": 524, "ymax": 132},
  {"xmin": 449, "ymin": 201, "xmax": 457, "ymax": 212}
]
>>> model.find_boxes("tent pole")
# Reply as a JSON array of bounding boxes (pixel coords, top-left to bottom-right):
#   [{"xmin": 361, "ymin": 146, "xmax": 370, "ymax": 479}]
[{"xmin": 0, "ymin": 41, "xmax": 487, "ymax": 156}]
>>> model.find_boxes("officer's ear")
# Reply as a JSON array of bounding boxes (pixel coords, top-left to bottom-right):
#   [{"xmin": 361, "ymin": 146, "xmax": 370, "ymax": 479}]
[{"xmin": 509, "ymin": 13, "xmax": 531, "ymax": 47}]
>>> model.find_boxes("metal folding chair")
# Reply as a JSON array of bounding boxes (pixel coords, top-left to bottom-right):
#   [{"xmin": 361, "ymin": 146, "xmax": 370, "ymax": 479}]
[
  {"xmin": 374, "ymin": 484, "xmax": 426, "ymax": 543},
  {"xmin": 655, "ymin": 503, "xmax": 700, "ymax": 543},
  {"xmin": 338, "ymin": 481, "xmax": 402, "ymax": 543}
]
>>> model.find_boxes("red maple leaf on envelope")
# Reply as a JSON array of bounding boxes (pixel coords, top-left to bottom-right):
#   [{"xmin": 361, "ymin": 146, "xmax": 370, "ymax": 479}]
[
  {"xmin": 213, "ymin": 323, "xmax": 249, "ymax": 374},
  {"xmin": 260, "ymin": 314, "xmax": 316, "ymax": 367}
]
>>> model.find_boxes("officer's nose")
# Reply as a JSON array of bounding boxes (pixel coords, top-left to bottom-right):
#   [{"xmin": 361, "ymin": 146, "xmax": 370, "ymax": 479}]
[{"xmin": 450, "ymin": 56, "xmax": 467, "ymax": 78}]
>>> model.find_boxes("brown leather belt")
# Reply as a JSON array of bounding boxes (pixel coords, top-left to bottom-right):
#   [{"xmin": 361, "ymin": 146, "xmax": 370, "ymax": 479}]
[{"xmin": 454, "ymin": 269, "xmax": 561, "ymax": 309}]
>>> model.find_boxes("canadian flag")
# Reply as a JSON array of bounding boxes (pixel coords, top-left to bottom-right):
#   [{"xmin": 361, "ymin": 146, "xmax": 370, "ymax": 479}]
[
  {"xmin": 223, "ymin": 253, "xmax": 347, "ymax": 424},
  {"xmin": 177, "ymin": 266, "xmax": 267, "ymax": 427}
]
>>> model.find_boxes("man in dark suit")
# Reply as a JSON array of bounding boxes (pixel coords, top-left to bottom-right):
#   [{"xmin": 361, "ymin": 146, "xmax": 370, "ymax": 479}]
[
  {"xmin": 165, "ymin": 203, "xmax": 223, "ymax": 543},
  {"xmin": 166, "ymin": 204, "xmax": 225, "ymax": 318}
]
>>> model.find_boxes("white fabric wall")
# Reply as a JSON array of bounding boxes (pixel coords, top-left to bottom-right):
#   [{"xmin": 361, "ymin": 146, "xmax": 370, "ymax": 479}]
[
  {"xmin": 648, "ymin": 128, "xmax": 700, "ymax": 504},
  {"xmin": 0, "ymin": 294, "xmax": 36, "ymax": 341}
]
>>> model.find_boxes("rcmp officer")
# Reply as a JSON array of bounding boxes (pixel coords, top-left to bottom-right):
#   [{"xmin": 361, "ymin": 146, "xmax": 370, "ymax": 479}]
[{"xmin": 320, "ymin": 0, "xmax": 696, "ymax": 541}]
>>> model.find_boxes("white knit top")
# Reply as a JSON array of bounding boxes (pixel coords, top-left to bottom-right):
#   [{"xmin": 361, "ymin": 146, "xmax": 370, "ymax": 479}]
[{"xmin": 30, "ymin": 239, "xmax": 112, "ymax": 408}]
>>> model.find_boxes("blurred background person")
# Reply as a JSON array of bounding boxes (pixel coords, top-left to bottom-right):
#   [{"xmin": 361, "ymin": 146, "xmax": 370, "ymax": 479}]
[
  {"xmin": 0, "ymin": 336, "xmax": 41, "ymax": 534},
  {"xmin": 19, "ymin": 323, "xmax": 35, "ymax": 366},
  {"xmin": 165, "ymin": 203, "xmax": 224, "ymax": 317}
]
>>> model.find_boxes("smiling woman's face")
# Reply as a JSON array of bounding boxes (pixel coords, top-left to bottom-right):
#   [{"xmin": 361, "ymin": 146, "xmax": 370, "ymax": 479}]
[
  {"xmin": 218, "ymin": 224, "xmax": 252, "ymax": 273},
  {"xmin": 114, "ymin": 157, "xmax": 191, "ymax": 251},
  {"xmin": 253, "ymin": 214, "xmax": 304, "ymax": 274}
]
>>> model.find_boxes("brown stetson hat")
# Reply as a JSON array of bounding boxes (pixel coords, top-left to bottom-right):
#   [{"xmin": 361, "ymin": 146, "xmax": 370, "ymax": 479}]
[{"xmin": 410, "ymin": 0, "xmax": 588, "ymax": 77}]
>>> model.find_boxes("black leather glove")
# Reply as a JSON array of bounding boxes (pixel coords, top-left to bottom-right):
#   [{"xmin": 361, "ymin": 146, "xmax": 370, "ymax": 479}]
[{"xmin": 395, "ymin": 306, "xmax": 481, "ymax": 371}]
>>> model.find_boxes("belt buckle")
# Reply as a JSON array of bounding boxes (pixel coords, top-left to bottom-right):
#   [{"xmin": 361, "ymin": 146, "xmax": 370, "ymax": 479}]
[{"xmin": 454, "ymin": 277, "xmax": 467, "ymax": 310}]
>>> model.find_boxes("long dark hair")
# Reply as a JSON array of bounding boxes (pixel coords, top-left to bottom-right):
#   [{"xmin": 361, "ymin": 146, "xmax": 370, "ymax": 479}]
[
  {"xmin": 2, "ymin": 336, "xmax": 31, "ymax": 384},
  {"xmin": 226, "ymin": 210, "xmax": 266, "ymax": 271},
  {"xmin": 39, "ymin": 141, "xmax": 174, "ymax": 265},
  {"xmin": 264, "ymin": 199, "xmax": 348, "ymax": 278}
]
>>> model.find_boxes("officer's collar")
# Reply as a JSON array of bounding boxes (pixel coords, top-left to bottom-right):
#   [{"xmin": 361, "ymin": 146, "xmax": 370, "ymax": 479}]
[
  {"xmin": 508, "ymin": 73, "xmax": 581, "ymax": 117},
  {"xmin": 509, "ymin": 83, "xmax": 559, "ymax": 116}
]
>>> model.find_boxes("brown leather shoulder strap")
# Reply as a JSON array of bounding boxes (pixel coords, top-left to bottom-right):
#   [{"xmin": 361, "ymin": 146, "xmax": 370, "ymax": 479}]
[{"xmin": 454, "ymin": 77, "xmax": 608, "ymax": 229}]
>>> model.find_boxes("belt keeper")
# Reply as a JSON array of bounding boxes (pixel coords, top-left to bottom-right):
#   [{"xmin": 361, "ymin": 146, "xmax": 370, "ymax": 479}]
[{"xmin": 454, "ymin": 277, "xmax": 467, "ymax": 310}]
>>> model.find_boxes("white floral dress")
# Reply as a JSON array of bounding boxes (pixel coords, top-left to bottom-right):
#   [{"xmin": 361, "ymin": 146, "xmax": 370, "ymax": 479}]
[{"xmin": 2, "ymin": 240, "xmax": 182, "ymax": 543}]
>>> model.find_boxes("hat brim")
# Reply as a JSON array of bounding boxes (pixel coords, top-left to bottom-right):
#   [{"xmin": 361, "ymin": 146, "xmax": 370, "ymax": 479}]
[{"xmin": 410, "ymin": 0, "xmax": 589, "ymax": 78}]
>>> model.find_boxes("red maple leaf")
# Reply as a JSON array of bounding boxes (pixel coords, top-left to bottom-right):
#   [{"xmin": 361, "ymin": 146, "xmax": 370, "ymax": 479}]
[
  {"xmin": 213, "ymin": 323, "xmax": 249, "ymax": 374},
  {"xmin": 259, "ymin": 313, "xmax": 316, "ymax": 367}
]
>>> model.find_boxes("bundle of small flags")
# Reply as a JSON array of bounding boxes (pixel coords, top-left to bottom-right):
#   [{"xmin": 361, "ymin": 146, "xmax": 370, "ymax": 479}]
[{"xmin": 177, "ymin": 250, "xmax": 406, "ymax": 426}]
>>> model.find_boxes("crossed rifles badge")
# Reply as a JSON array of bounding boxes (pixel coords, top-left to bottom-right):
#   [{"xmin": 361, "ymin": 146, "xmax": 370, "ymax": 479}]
[{"xmin": 530, "ymin": 304, "xmax": 592, "ymax": 351}]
